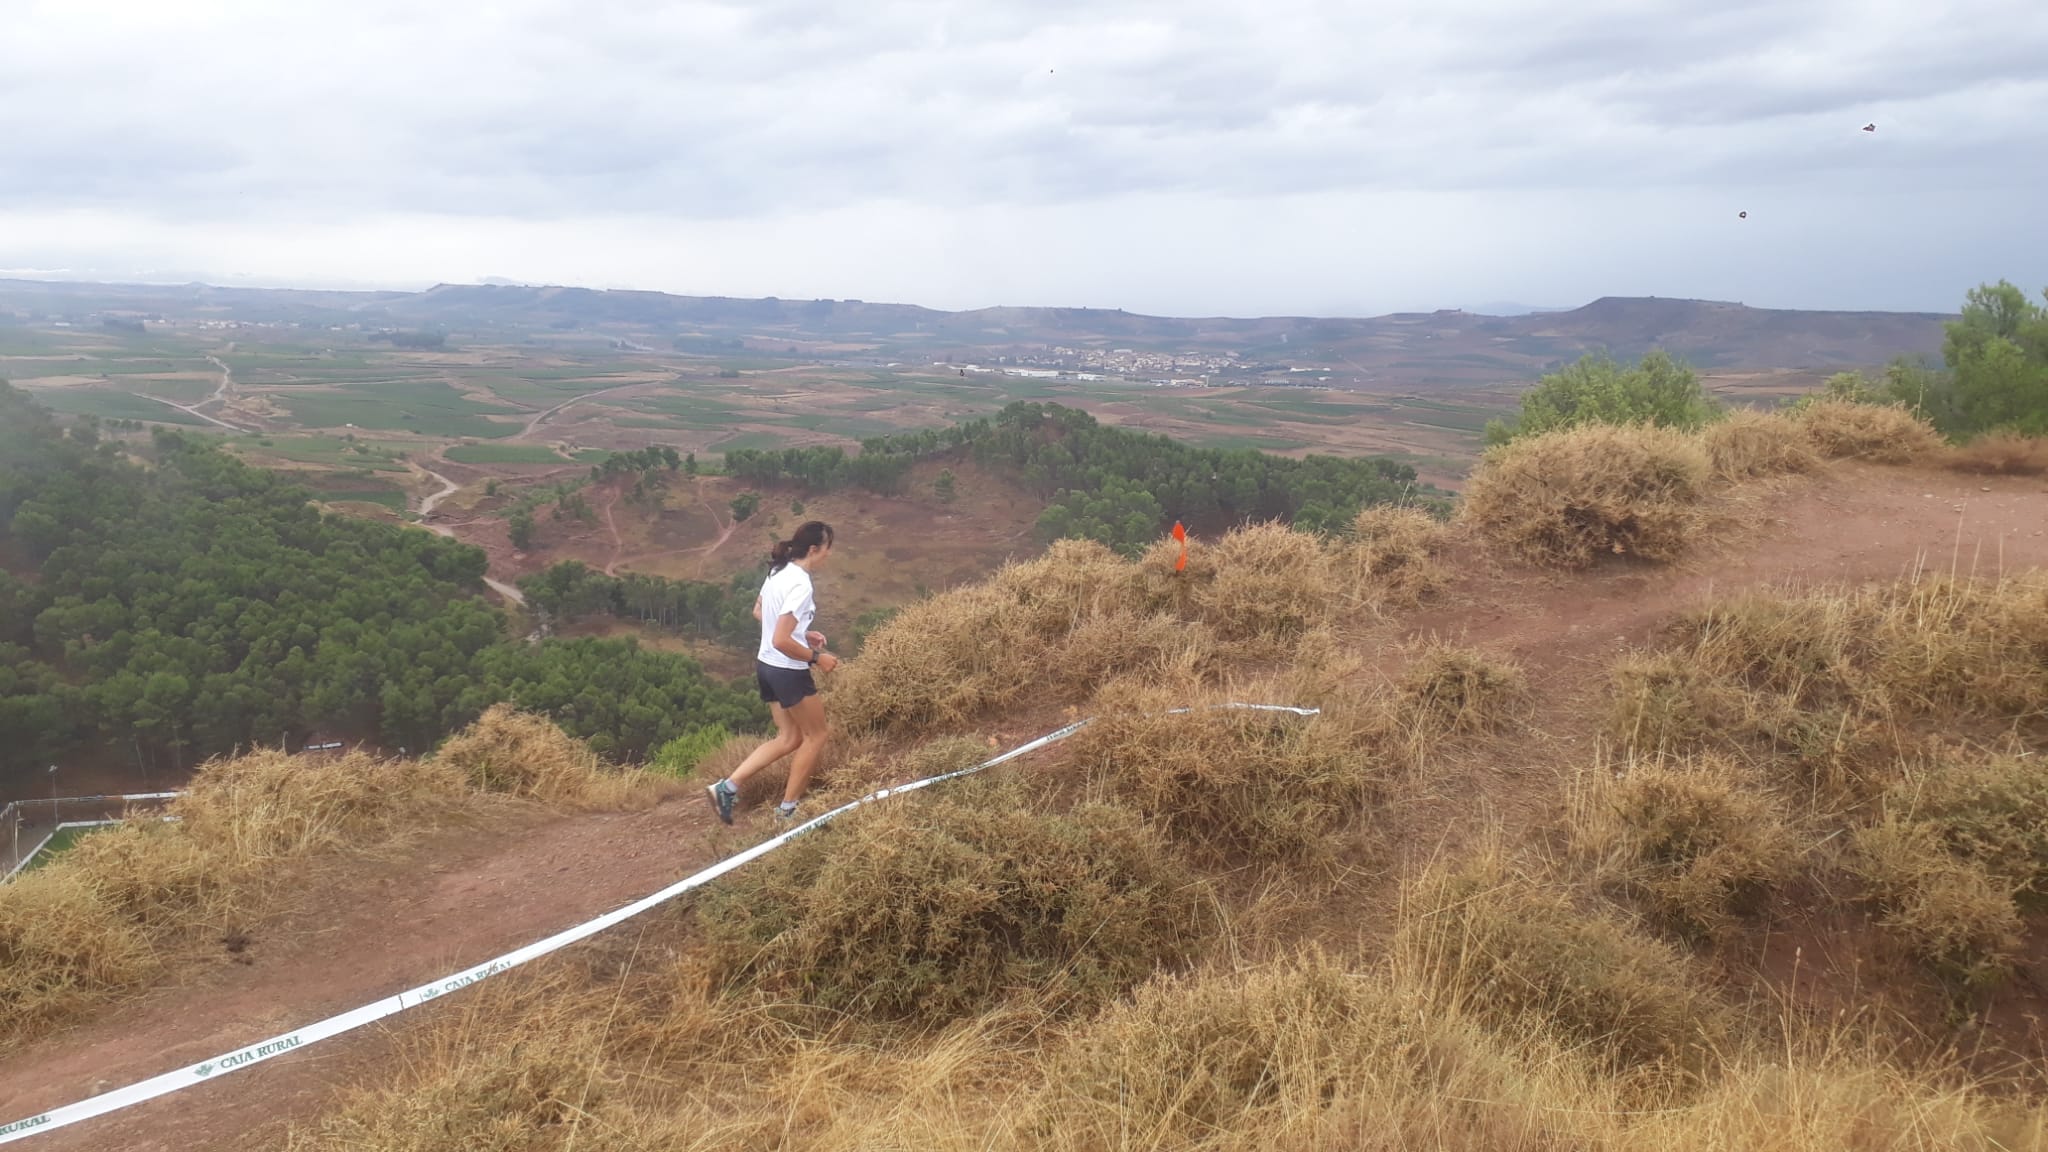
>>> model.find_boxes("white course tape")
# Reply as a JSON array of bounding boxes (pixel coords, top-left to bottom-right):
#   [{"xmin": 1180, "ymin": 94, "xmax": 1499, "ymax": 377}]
[{"xmin": 0, "ymin": 703, "xmax": 1317, "ymax": 1144}]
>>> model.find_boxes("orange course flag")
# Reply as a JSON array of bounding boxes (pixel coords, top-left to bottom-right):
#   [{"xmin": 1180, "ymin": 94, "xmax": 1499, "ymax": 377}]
[{"xmin": 1172, "ymin": 521, "xmax": 1188, "ymax": 572}]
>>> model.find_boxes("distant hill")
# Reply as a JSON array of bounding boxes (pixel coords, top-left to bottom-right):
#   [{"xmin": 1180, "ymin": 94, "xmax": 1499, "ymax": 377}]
[{"xmin": 0, "ymin": 278, "xmax": 1953, "ymax": 389}]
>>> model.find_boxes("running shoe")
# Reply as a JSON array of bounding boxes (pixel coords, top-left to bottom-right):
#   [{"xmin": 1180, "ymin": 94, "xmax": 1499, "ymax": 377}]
[{"xmin": 706, "ymin": 780, "xmax": 736, "ymax": 825}]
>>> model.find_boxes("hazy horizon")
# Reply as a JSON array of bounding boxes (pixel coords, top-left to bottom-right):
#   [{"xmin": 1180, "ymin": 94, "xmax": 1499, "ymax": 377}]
[{"xmin": 4, "ymin": 1, "xmax": 2044, "ymax": 317}]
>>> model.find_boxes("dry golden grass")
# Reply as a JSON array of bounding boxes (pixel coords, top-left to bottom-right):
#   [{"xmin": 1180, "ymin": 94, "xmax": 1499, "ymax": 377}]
[
  {"xmin": 1944, "ymin": 431, "xmax": 2048, "ymax": 476},
  {"xmin": 1065, "ymin": 677, "xmax": 1381, "ymax": 862},
  {"xmin": 1339, "ymin": 505, "xmax": 1454, "ymax": 611},
  {"xmin": 832, "ymin": 517, "xmax": 1455, "ymax": 734},
  {"xmin": 696, "ymin": 781, "xmax": 1210, "ymax": 1023},
  {"xmin": 1398, "ymin": 844, "xmax": 1732, "ymax": 1080},
  {"xmin": 1704, "ymin": 408, "xmax": 1824, "ymax": 482},
  {"xmin": 1396, "ymin": 641, "xmax": 1527, "ymax": 737},
  {"xmin": 1612, "ymin": 574, "xmax": 2048, "ymax": 804},
  {"xmin": 0, "ymin": 710, "xmax": 652, "ymax": 1044},
  {"xmin": 1569, "ymin": 755, "xmax": 1802, "ymax": 940},
  {"xmin": 1844, "ymin": 753, "xmax": 2048, "ymax": 990},
  {"xmin": 1794, "ymin": 399, "xmax": 1945, "ymax": 464},
  {"xmin": 1459, "ymin": 423, "xmax": 1712, "ymax": 569},
  {"xmin": 291, "ymin": 935, "xmax": 2048, "ymax": 1152},
  {"xmin": 1851, "ymin": 820, "xmax": 2022, "ymax": 991},
  {"xmin": 431, "ymin": 703, "xmax": 672, "ymax": 809}
]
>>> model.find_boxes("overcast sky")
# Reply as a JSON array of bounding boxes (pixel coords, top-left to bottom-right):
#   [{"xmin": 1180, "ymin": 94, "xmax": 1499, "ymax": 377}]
[{"xmin": 3, "ymin": 0, "xmax": 2044, "ymax": 316}]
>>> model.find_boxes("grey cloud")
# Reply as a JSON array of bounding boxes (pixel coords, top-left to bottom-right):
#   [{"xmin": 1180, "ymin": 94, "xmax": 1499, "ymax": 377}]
[{"xmin": 0, "ymin": 0, "xmax": 2043, "ymax": 311}]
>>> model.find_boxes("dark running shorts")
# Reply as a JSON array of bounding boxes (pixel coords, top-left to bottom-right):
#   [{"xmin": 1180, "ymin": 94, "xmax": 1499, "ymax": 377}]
[{"xmin": 755, "ymin": 661, "xmax": 818, "ymax": 710}]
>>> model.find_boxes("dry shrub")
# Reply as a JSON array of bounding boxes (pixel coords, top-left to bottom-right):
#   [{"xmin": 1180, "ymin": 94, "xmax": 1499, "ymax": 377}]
[
  {"xmin": 0, "ymin": 870, "xmax": 154, "ymax": 1041},
  {"xmin": 1069, "ymin": 679, "xmax": 1377, "ymax": 861},
  {"xmin": 1396, "ymin": 642, "xmax": 1526, "ymax": 737},
  {"xmin": 1795, "ymin": 398, "xmax": 1944, "ymax": 463},
  {"xmin": 431, "ymin": 703, "xmax": 660, "ymax": 809},
  {"xmin": 1400, "ymin": 847, "xmax": 1731, "ymax": 1078},
  {"xmin": 1637, "ymin": 576, "xmax": 2048, "ymax": 802},
  {"xmin": 1846, "ymin": 753, "xmax": 2048, "ymax": 989},
  {"xmin": 1193, "ymin": 521, "xmax": 1335, "ymax": 642},
  {"xmin": 1571, "ymin": 756, "xmax": 1800, "ymax": 939},
  {"xmin": 1946, "ymin": 430, "xmax": 2048, "ymax": 476},
  {"xmin": 1339, "ymin": 505, "xmax": 1456, "ymax": 610},
  {"xmin": 1703, "ymin": 408, "xmax": 1822, "ymax": 481},
  {"xmin": 835, "ymin": 517, "xmax": 1457, "ymax": 733},
  {"xmin": 697, "ymin": 788, "xmax": 1207, "ymax": 1023},
  {"xmin": 832, "ymin": 540, "xmax": 1158, "ymax": 733},
  {"xmin": 1459, "ymin": 423, "xmax": 1711, "ymax": 568},
  {"xmin": 1036, "ymin": 949, "xmax": 1591, "ymax": 1152},
  {"xmin": 1607, "ymin": 651, "xmax": 1726, "ymax": 754},
  {"xmin": 1625, "ymin": 1056, "xmax": 2048, "ymax": 1152},
  {"xmin": 1850, "ymin": 821, "xmax": 2021, "ymax": 991}
]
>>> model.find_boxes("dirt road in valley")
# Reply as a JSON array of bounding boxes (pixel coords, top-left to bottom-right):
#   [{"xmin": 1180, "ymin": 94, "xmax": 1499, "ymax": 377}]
[{"xmin": 410, "ymin": 463, "xmax": 526, "ymax": 605}]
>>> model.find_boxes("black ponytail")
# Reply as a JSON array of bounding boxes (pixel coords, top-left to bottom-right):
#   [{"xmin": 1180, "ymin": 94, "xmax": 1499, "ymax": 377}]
[{"xmin": 770, "ymin": 520, "xmax": 834, "ymax": 572}]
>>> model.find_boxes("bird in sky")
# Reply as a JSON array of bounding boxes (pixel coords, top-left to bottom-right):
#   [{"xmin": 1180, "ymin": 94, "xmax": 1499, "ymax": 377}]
[{"xmin": 1862, "ymin": 122, "xmax": 1876, "ymax": 132}]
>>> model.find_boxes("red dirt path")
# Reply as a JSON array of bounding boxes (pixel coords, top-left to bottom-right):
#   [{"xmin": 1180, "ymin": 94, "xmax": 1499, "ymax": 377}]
[{"xmin": 1, "ymin": 461, "xmax": 2045, "ymax": 1150}]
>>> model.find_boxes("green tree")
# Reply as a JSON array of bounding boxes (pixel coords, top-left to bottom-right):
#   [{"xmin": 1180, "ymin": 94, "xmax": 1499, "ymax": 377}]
[
  {"xmin": 1486, "ymin": 350, "xmax": 1720, "ymax": 445},
  {"xmin": 509, "ymin": 510, "xmax": 536, "ymax": 551},
  {"xmin": 730, "ymin": 491, "xmax": 761, "ymax": 523},
  {"xmin": 1818, "ymin": 283, "xmax": 2048, "ymax": 438},
  {"xmin": 934, "ymin": 469, "xmax": 956, "ymax": 503}
]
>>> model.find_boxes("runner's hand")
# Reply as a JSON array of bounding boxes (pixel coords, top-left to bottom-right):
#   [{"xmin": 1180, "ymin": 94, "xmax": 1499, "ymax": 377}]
[
  {"xmin": 806, "ymin": 630, "xmax": 827, "ymax": 650},
  {"xmin": 815, "ymin": 652, "xmax": 840, "ymax": 674}
]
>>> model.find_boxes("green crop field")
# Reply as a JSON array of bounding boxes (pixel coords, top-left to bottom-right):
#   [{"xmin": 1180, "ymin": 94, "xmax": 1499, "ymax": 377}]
[
  {"xmin": 235, "ymin": 435, "xmax": 411, "ymax": 471},
  {"xmin": 279, "ymin": 379, "xmax": 523, "ymax": 438},
  {"xmin": 27, "ymin": 388, "xmax": 209, "ymax": 424},
  {"xmin": 445, "ymin": 443, "xmax": 569, "ymax": 464}
]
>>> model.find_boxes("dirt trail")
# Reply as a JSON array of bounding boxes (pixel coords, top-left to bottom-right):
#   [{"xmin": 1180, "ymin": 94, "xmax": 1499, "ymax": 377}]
[
  {"xmin": 2, "ymin": 462, "xmax": 2046, "ymax": 1149},
  {"xmin": 141, "ymin": 393, "xmax": 246, "ymax": 433},
  {"xmin": 517, "ymin": 383, "xmax": 645, "ymax": 440},
  {"xmin": 0, "ymin": 801, "xmax": 725, "ymax": 1151},
  {"xmin": 601, "ymin": 490, "xmax": 624, "ymax": 576},
  {"xmin": 411, "ymin": 464, "xmax": 460, "ymax": 519},
  {"xmin": 410, "ymin": 464, "xmax": 526, "ymax": 605}
]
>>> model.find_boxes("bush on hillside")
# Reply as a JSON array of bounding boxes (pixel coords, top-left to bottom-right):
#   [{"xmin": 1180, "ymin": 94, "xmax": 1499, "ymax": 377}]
[
  {"xmin": 1039, "ymin": 950, "xmax": 1575, "ymax": 1151},
  {"xmin": 1340, "ymin": 505, "xmax": 1454, "ymax": 610},
  {"xmin": 1068, "ymin": 680, "xmax": 1378, "ymax": 861},
  {"xmin": 1395, "ymin": 643, "xmax": 1526, "ymax": 737},
  {"xmin": 696, "ymin": 788, "xmax": 1207, "ymax": 1023},
  {"xmin": 1793, "ymin": 398, "xmax": 1944, "ymax": 463},
  {"xmin": 1701, "ymin": 408, "xmax": 1821, "ymax": 481},
  {"xmin": 1485, "ymin": 350, "xmax": 1720, "ymax": 445},
  {"xmin": 1945, "ymin": 430, "xmax": 2048, "ymax": 476},
  {"xmin": 1571, "ymin": 757, "xmax": 1800, "ymax": 940},
  {"xmin": 1459, "ymin": 424, "xmax": 1711, "ymax": 568},
  {"xmin": 1847, "ymin": 753, "xmax": 2048, "ymax": 989},
  {"xmin": 1850, "ymin": 821, "xmax": 2022, "ymax": 991},
  {"xmin": 832, "ymin": 522, "xmax": 1457, "ymax": 733},
  {"xmin": 432, "ymin": 704, "xmax": 665, "ymax": 808},
  {"xmin": 1401, "ymin": 849, "xmax": 1731, "ymax": 1078},
  {"xmin": 0, "ymin": 747, "xmax": 485, "ymax": 1042},
  {"xmin": 1639, "ymin": 577, "xmax": 2048, "ymax": 801}
]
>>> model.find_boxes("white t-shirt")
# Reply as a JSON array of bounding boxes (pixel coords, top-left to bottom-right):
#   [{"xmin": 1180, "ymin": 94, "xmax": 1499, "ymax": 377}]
[{"xmin": 757, "ymin": 563, "xmax": 817, "ymax": 670}]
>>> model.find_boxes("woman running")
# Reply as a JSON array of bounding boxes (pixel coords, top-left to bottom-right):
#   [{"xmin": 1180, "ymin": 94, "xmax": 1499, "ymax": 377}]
[{"xmin": 706, "ymin": 520, "xmax": 838, "ymax": 825}]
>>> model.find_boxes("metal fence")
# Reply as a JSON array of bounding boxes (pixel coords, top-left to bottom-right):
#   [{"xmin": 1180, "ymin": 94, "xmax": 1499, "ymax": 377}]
[{"xmin": 1, "ymin": 792, "xmax": 182, "ymax": 879}]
